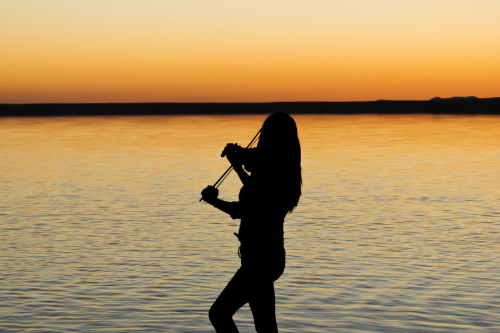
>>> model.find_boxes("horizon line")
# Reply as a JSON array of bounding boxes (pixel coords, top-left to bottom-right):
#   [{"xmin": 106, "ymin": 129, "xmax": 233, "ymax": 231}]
[{"xmin": 2, "ymin": 96, "xmax": 500, "ymax": 105}]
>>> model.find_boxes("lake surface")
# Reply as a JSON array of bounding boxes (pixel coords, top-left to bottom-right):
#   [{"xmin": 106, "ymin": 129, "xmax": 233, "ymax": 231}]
[{"xmin": 1, "ymin": 114, "xmax": 500, "ymax": 332}]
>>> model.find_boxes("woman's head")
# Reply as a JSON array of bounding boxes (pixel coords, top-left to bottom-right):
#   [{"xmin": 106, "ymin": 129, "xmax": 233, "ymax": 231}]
[
  {"xmin": 259, "ymin": 112, "xmax": 300, "ymax": 154},
  {"xmin": 253, "ymin": 112, "xmax": 302, "ymax": 213}
]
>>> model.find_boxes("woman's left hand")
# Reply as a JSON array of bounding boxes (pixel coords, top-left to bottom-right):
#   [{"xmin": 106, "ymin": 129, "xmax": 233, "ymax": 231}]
[{"xmin": 221, "ymin": 143, "xmax": 243, "ymax": 167}]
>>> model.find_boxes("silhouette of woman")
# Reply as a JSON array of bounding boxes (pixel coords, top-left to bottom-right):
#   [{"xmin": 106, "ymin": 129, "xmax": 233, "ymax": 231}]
[{"xmin": 201, "ymin": 112, "xmax": 301, "ymax": 333}]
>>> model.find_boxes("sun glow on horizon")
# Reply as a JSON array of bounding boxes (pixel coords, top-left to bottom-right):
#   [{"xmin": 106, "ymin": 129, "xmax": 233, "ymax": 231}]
[{"xmin": 1, "ymin": 0, "xmax": 499, "ymax": 103}]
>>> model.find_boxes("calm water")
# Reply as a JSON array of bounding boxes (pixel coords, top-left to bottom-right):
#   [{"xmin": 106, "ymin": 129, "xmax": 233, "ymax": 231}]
[{"xmin": 1, "ymin": 114, "xmax": 500, "ymax": 333}]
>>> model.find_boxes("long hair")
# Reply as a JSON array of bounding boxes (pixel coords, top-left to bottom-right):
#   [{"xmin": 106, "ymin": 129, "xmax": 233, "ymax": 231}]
[{"xmin": 254, "ymin": 112, "xmax": 302, "ymax": 213}]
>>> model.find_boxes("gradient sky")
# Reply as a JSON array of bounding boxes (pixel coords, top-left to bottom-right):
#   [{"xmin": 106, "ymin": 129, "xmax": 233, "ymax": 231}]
[{"xmin": 1, "ymin": 0, "xmax": 499, "ymax": 103}]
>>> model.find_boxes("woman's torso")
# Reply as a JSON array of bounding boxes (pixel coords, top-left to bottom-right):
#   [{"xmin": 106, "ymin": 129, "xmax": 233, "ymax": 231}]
[{"xmin": 237, "ymin": 181, "xmax": 288, "ymax": 269}]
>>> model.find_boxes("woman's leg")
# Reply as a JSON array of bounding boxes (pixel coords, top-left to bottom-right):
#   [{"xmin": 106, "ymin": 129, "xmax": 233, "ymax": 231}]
[
  {"xmin": 210, "ymin": 249, "xmax": 285, "ymax": 333},
  {"xmin": 245, "ymin": 247, "xmax": 286, "ymax": 333},
  {"xmin": 209, "ymin": 267, "xmax": 248, "ymax": 333},
  {"xmin": 248, "ymin": 281, "xmax": 278, "ymax": 333}
]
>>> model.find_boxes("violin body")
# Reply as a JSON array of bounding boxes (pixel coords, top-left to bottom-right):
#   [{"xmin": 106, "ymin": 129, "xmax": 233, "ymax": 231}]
[{"xmin": 222, "ymin": 144, "xmax": 260, "ymax": 172}]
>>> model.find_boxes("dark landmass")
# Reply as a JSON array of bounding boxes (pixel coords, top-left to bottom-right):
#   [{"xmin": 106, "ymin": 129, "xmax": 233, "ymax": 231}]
[
  {"xmin": 1, "ymin": 97, "xmax": 499, "ymax": 117},
  {"xmin": 430, "ymin": 96, "xmax": 479, "ymax": 101}
]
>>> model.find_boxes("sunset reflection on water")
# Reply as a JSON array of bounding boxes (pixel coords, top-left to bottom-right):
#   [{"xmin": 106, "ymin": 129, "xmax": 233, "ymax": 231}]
[{"xmin": 1, "ymin": 114, "xmax": 499, "ymax": 332}]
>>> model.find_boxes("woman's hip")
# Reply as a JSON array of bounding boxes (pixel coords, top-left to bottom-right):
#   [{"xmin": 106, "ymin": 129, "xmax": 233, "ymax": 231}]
[{"xmin": 240, "ymin": 245, "xmax": 285, "ymax": 282}]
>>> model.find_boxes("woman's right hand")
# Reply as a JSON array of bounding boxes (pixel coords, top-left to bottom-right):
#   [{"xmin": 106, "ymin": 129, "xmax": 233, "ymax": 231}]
[{"xmin": 201, "ymin": 185, "xmax": 219, "ymax": 203}]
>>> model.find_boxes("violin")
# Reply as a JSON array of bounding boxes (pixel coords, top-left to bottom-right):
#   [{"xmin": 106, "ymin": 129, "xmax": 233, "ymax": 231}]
[{"xmin": 200, "ymin": 129, "xmax": 261, "ymax": 202}]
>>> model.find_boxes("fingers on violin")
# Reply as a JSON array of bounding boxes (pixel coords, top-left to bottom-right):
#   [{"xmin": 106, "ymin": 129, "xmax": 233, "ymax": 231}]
[{"xmin": 222, "ymin": 144, "xmax": 237, "ymax": 157}]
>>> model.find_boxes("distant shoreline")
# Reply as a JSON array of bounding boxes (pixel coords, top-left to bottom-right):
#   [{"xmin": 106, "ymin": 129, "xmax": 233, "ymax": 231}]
[{"xmin": 1, "ymin": 98, "xmax": 500, "ymax": 117}]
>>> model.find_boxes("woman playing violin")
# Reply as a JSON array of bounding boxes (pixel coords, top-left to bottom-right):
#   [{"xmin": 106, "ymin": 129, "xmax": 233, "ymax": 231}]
[{"xmin": 201, "ymin": 112, "xmax": 302, "ymax": 333}]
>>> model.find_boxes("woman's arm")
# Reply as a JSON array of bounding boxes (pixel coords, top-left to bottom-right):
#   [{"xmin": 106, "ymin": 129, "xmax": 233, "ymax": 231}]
[
  {"xmin": 222, "ymin": 144, "xmax": 250, "ymax": 185},
  {"xmin": 201, "ymin": 185, "xmax": 242, "ymax": 219},
  {"xmin": 205, "ymin": 198, "xmax": 242, "ymax": 220},
  {"xmin": 232, "ymin": 164, "xmax": 250, "ymax": 185}
]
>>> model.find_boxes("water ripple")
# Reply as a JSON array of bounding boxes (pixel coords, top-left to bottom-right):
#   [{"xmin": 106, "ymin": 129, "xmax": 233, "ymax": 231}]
[{"xmin": 1, "ymin": 115, "xmax": 500, "ymax": 332}]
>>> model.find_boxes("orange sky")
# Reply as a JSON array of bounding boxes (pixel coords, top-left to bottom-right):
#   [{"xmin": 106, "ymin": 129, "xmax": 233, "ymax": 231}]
[{"xmin": 1, "ymin": 0, "xmax": 499, "ymax": 103}]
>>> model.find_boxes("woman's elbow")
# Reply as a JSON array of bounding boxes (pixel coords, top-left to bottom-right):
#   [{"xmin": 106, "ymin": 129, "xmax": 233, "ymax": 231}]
[{"xmin": 229, "ymin": 213, "xmax": 241, "ymax": 220}]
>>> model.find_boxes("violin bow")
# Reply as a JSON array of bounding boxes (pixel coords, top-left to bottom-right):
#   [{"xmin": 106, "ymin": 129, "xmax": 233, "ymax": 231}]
[{"xmin": 200, "ymin": 129, "xmax": 261, "ymax": 202}]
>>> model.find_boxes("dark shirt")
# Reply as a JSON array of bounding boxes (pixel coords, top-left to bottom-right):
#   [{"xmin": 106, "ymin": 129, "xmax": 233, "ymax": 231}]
[{"xmin": 235, "ymin": 178, "xmax": 289, "ymax": 249}]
